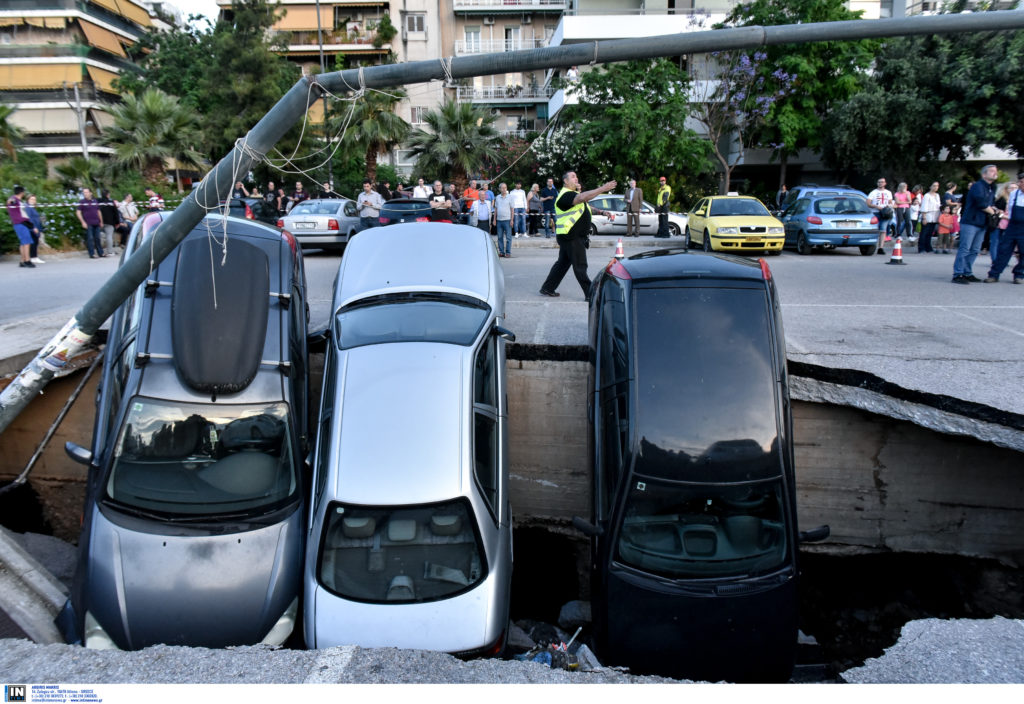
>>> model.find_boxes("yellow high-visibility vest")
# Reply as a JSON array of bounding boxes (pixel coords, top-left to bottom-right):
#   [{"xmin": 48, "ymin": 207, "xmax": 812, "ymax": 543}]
[{"xmin": 555, "ymin": 187, "xmax": 585, "ymax": 236}]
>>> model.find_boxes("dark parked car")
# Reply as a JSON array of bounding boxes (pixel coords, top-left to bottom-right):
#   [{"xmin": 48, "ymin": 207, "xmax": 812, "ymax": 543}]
[
  {"xmin": 577, "ymin": 248, "xmax": 829, "ymax": 682},
  {"xmin": 378, "ymin": 198, "xmax": 453, "ymax": 225},
  {"xmin": 223, "ymin": 197, "xmax": 278, "ymax": 226},
  {"xmin": 60, "ymin": 211, "xmax": 310, "ymax": 650}
]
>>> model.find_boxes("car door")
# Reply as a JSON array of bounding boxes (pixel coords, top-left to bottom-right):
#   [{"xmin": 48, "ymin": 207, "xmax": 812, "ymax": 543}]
[
  {"xmin": 688, "ymin": 199, "xmax": 709, "ymax": 242},
  {"xmin": 782, "ymin": 198, "xmax": 810, "ymax": 246}
]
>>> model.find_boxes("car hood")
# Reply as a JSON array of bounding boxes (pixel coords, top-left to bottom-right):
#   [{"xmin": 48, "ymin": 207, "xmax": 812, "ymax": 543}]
[
  {"xmin": 311, "ymin": 572, "xmax": 504, "ymax": 651},
  {"xmin": 85, "ymin": 507, "xmax": 302, "ymax": 649},
  {"xmin": 333, "ymin": 342, "xmax": 466, "ymax": 505}
]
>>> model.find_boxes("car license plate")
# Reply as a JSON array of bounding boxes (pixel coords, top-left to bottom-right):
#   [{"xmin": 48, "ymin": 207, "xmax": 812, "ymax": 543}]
[
  {"xmin": 744, "ymin": 236, "xmax": 760, "ymax": 242},
  {"xmin": 296, "ymin": 222, "xmax": 316, "ymax": 229},
  {"xmin": 836, "ymin": 221, "xmax": 857, "ymax": 228}
]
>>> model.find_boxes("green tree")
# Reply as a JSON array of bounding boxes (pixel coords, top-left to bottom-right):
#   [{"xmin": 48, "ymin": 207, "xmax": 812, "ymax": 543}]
[
  {"xmin": 545, "ymin": 59, "xmax": 711, "ymax": 188},
  {"xmin": 722, "ymin": 0, "xmax": 877, "ymax": 186},
  {"xmin": 100, "ymin": 89, "xmax": 204, "ymax": 188},
  {"xmin": 198, "ymin": 0, "xmax": 300, "ymax": 161},
  {"xmin": 334, "ymin": 88, "xmax": 409, "ymax": 183},
  {"xmin": 117, "ymin": 16, "xmax": 213, "ymax": 112},
  {"xmin": 0, "ymin": 105, "xmax": 24, "ymax": 161},
  {"xmin": 405, "ymin": 101, "xmax": 503, "ymax": 188},
  {"xmin": 54, "ymin": 156, "xmax": 105, "ymax": 191}
]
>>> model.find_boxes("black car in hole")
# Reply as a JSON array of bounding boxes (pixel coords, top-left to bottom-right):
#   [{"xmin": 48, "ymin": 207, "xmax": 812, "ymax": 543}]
[{"xmin": 575, "ymin": 248, "xmax": 828, "ymax": 683}]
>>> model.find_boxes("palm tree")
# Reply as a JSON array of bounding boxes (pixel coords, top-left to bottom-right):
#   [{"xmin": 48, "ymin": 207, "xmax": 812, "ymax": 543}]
[
  {"xmin": 405, "ymin": 100, "xmax": 502, "ymax": 188},
  {"xmin": 54, "ymin": 156, "xmax": 105, "ymax": 191},
  {"xmin": 0, "ymin": 104, "xmax": 24, "ymax": 161},
  {"xmin": 100, "ymin": 88, "xmax": 203, "ymax": 187},
  {"xmin": 334, "ymin": 88, "xmax": 410, "ymax": 183}
]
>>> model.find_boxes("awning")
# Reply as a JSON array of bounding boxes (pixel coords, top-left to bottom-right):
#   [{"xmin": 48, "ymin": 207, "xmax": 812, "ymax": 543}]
[
  {"xmin": 275, "ymin": 6, "xmax": 332, "ymax": 31},
  {"xmin": 90, "ymin": 0, "xmax": 121, "ymax": 15},
  {"xmin": 0, "ymin": 63, "xmax": 84, "ymax": 90},
  {"xmin": 90, "ymin": 108, "xmax": 116, "ymax": 131},
  {"xmin": 79, "ymin": 20, "xmax": 128, "ymax": 58},
  {"xmin": 44, "ymin": 17, "xmax": 67, "ymax": 28},
  {"xmin": 114, "ymin": 0, "xmax": 152, "ymax": 28},
  {"xmin": 85, "ymin": 65, "xmax": 120, "ymax": 94},
  {"xmin": 7, "ymin": 107, "xmax": 81, "ymax": 135},
  {"xmin": 0, "ymin": 18, "xmax": 22, "ymax": 27}
]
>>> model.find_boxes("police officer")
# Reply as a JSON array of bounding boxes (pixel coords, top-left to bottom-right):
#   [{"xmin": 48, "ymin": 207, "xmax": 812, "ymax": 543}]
[
  {"xmin": 656, "ymin": 176, "xmax": 672, "ymax": 238},
  {"xmin": 539, "ymin": 171, "xmax": 616, "ymax": 300}
]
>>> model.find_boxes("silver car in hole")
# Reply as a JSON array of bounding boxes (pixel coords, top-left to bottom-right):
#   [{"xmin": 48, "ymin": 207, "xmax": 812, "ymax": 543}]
[{"xmin": 305, "ymin": 222, "xmax": 514, "ymax": 655}]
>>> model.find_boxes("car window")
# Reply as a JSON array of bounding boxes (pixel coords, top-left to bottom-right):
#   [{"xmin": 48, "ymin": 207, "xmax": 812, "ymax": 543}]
[
  {"xmin": 382, "ymin": 201, "xmax": 431, "ymax": 213},
  {"xmin": 313, "ymin": 349, "xmax": 336, "ymax": 514},
  {"xmin": 106, "ymin": 398, "xmax": 297, "ymax": 517},
  {"xmin": 607, "ymin": 198, "xmax": 626, "ymax": 212},
  {"xmin": 633, "ymin": 287, "xmax": 779, "ymax": 482},
  {"xmin": 598, "ymin": 278, "xmax": 629, "ymax": 390},
  {"xmin": 291, "ymin": 200, "xmax": 343, "ymax": 216},
  {"xmin": 709, "ymin": 199, "xmax": 771, "ymax": 217},
  {"xmin": 792, "ymin": 199, "xmax": 810, "ymax": 216},
  {"xmin": 814, "ymin": 198, "xmax": 870, "ymax": 215},
  {"xmin": 473, "ymin": 336, "xmax": 500, "ymax": 520},
  {"xmin": 344, "ymin": 202, "xmax": 357, "ymax": 217},
  {"xmin": 317, "ymin": 498, "xmax": 487, "ymax": 603},
  {"xmin": 615, "ymin": 476, "xmax": 788, "ymax": 579},
  {"xmin": 335, "ymin": 293, "xmax": 491, "ymax": 349},
  {"xmin": 599, "ymin": 392, "xmax": 629, "ymax": 520}
]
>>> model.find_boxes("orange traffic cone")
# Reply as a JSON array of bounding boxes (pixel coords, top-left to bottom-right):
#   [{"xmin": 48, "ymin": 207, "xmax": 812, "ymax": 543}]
[
  {"xmin": 886, "ymin": 237, "xmax": 906, "ymax": 265},
  {"xmin": 614, "ymin": 238, "xmax": 625, "ymax": 259}
]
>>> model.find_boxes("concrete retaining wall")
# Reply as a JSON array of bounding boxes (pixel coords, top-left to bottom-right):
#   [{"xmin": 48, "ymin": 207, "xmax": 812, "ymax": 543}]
[{"xmin": 2, "ymin": 356, "xmax": 1022, "ymax": 565}]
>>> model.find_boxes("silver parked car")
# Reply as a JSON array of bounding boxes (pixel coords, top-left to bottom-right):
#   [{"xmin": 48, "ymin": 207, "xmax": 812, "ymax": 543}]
[
  {"xmin": 60, "ymin": 212, "xmax": 309, "ymax": 650},
  {"xmin": 279, "ymin": 198, "xmax": 361, "ymax": 251},
  {"xmin": 588, "ymin": 194, "xmax": 688, "ymax": 239},
  {"xmin": 305, "ymin": 222, "xmax": 514, "ymax": 656}
]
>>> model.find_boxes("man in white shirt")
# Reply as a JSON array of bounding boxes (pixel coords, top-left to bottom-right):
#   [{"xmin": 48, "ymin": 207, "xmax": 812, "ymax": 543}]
[
  {"xmin": 412, "ymin": 178, "xmax": 430, "ymax": 199},
  {"xmin": 509, "ymin": 182, "xmax": 528, "ymax": 238},
  {"xmin": 866, "ymin": 177, "xmax": 895, "ymax": 255},
  {"xmin": 357, "ymin": 180, "xmax": 384, "ymax": 229}
]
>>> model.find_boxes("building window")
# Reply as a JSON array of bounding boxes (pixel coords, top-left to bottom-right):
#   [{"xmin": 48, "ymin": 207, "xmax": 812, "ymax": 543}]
[
  {"xmin": 410, "ymin": 107, "xmax": 427, "ymax": 124},
  {"xmin": 405, "ymin": 14, "xmax": 425, "ymax": 33},
  {"xmin": 465, "ymin": 26, "xmax": 481, "ymax": 52}
]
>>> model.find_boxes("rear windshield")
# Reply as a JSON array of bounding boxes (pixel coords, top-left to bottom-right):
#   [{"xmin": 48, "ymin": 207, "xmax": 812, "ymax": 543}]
[
  {"xmin": 615, "ymin": 476, "xmax": 788, "ymax": 579},
  {"xmin": 318, "ymin": 499, "xmax": 486, "ymax": 603},
  {"xmin": 382, "ymin": 201, "xmax": 431, "ymax": 214},
  {"xmin": 709, "ymin": 199, "xmax": 771, "ymax": 217},
  {"xmin": 335, "ymin": 293, "xmax": 490, "ymax": 349},
  {"xmin": 290, "ymin": 200, "xmax": 343, "ymax": 216},
  {"xmin": 813, "ymin": 198, "xmax": 870, "ymax": 215},
  {"xmin": 634, "ymin": 287, "xmax": 780, "ymax": 482},
  {"xmin": 105, "ymin": 398, "xmax": 296, "ymax": 518}
]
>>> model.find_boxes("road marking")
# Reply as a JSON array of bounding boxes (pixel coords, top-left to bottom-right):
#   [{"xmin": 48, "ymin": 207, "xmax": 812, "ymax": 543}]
[
  {"xmin": 946, "ymin": 308, "xmax": 1024, "ymax": 338},
  {"xmin": 534, "ymin": 301, "xmax": 550, "ymax": 340},
  {"xmin": 304, "ymin": 645, "xmax": 356, "ymax": 683}
]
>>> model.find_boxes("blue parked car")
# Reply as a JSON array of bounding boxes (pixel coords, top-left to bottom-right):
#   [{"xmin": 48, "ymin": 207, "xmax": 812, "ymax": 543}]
[{"xmin": 780, "ymin": 193, "xmax": 881, "ymax": 255}]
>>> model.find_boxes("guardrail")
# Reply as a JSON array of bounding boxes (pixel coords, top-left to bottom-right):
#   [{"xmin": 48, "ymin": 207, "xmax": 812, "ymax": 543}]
[
  {"xmin": 453, "ymin": 0, "xmax": 567, "ymax": 10},
  {"xmin": 456, "ymin": 85, "xmax": 554, "ymax": 102},
  {"xmin": 454, "ymin": 39, "xmax": 547, "ymax": 55}
]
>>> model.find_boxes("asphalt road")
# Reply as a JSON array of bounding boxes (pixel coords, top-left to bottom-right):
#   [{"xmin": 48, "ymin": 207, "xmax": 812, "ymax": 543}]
[{"xmin": 3, "ymin": 235, "xmax": 1022, "ymax": 414}]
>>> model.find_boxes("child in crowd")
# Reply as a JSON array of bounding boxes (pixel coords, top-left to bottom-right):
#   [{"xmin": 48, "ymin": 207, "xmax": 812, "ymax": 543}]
[{"xmin": 936, "ymin": 205, "xmax": 957, "ymax": 255}]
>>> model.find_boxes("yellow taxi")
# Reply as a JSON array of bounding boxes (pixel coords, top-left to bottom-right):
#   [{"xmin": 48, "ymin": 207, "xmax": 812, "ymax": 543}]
[{"xmin": 686, "ymin": 195, "xmax": 785, "ymax": 255}]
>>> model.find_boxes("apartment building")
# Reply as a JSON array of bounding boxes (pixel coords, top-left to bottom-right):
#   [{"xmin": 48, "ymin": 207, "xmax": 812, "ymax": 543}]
[{"xmin": 0, "ymin": 0, "xmax": 152, "ymax": 163}]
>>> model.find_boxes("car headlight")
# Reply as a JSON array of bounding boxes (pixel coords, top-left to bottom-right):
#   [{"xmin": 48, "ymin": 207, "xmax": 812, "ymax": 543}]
[
  {"xmin": 716, "ymin": 227, "xmax": 738, "ymax": 234},
  {"xmin": 84, "ymin": 611, "xmax": 121, "ymax": 650},
  {"xmin": 768, "ymin": 227, "xmax": 784, "ymax": 234},
  {"xmin": 261, "ymin": 597, "xmax": 298, "ymax": 646}
]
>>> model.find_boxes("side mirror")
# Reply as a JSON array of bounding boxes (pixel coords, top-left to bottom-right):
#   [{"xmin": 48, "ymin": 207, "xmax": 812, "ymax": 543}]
[
  {"xmin": 493, "ymin": 324, "xmax": 516, "ymax": 342},
  {"xmin": 65, "ymin": 441, "xmax": 93, "ymax": 466},
  {"xmin": 799, "ymin": 525, "xmax": 830, "ymax": 543},
  {"xmin": 572, "ymin": 516, "xmax": 604, "ymax": 537}
]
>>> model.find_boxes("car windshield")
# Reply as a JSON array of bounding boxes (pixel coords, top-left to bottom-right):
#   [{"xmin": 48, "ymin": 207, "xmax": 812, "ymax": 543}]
[
  {"xmin": 317, "ymin": 499, "xmax": 487, "ymax": 603},
  {"xmin": 105, "ymin": 398, "xmax": 296, "ymax": 518},
  {"xmin": 634, "ymin": 287, "xmax": 780, "ymax": 482},
  {"xmin": 709, "ymin": 199, "xmax": 771, "ymax": 217},
  {"xmin": 615, "ymin": 476, "xmax": 788, "ymax": 579},
  {"xmin": 382, "ymin": 201, "xmax": 431, "ymax": 213},
  {"xmin": 335, "ymin": 293, "xmax": 490, "ymax": 349},
  {"xmin": 290, "ymin": 200, "xmax": 343, "ymax": 216},
  {"xmin": 813, "ymin": 198, "xmax": 871, "ymax": 215}
]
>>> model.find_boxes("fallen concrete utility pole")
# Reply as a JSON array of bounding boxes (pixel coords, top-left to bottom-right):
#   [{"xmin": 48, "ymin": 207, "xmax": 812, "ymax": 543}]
[{"xmin": 2, "ymin": 10, "xmax": 1024, "ymax": 433}]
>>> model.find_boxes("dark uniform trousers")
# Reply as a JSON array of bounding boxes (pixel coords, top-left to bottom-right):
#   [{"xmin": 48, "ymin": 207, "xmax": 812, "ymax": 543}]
[{"xmin": 541, "ymin": 234, "xmax": 591, "ymax": 298}]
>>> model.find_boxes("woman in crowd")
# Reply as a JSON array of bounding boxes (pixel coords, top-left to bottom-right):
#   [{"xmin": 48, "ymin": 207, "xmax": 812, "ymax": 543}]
[
  {"xmin": 990, "ymin": 181, "xmax": 1018, "ymax": 261},
  {"xmin": 527, "ymin": 183, "xmax": 542, "ymax": 236},
  {"xmin": 893, "ymin": 182, "xmax": 914, "ymax": 241},
  {"xmin": 25, "ymin": 194, "xmax": 46, "ymax": 264},
  {"xmin": 919, "ymin": 182, "xmax": 942, "ymax": 253}
]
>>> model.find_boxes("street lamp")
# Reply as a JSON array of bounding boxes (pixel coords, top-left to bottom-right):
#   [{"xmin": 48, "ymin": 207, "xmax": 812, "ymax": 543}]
[{"xmin": 315, "ymin": 0, "xmax": 333, "ymax": 187}]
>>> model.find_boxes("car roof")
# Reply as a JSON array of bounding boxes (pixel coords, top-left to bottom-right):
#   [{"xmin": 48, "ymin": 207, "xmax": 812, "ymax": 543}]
[
  {"xmin": 616, "ymin": 249, "xmax": 769, "ymax": 284},
  {"xmin": 334, "ymin": 222, "xmax": 498, "ymax": 310}
]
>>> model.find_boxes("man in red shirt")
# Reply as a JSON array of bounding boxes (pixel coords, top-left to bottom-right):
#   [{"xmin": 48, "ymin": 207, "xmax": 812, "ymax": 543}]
[{"xmin": 462, "ymin": 180, "xmax": 480, "ymax": 214}]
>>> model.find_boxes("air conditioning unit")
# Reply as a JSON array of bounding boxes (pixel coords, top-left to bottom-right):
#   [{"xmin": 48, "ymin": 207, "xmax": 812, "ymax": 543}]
[
  {"xmin": 523, "ymin": 15, "xmax": 532, "ymax": 24},
  {"xmin": 482, "ymin": 16, "xmax": 495, "ymax": 25}
]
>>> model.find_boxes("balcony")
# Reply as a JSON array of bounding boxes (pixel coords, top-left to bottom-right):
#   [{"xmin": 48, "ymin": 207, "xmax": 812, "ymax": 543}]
[
  {"xmin": 273, "ymin": 28, "xmax": 390, "ymax": 53},
  {"xmin": 457, "ymin": 85, "xmax": 554, "ymax": 104},
  {"xmin": 453, "ymin": 38, "xmax": 546, "ymax": 55},
  {"xmin": 453, "ymin": 0, "xmax": 568, "ymax": 14}
]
